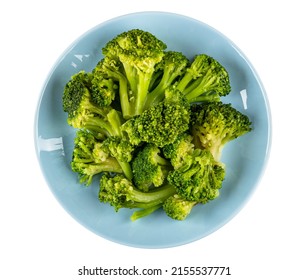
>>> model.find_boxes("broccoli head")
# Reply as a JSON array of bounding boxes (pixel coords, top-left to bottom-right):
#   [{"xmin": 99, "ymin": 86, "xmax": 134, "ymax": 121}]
[
  {"xmin": 191, "ymin": 101, "xmax": 252, "ymax": 161},
  {"xmin": 132, "ymin": 144, "xmax": 171, "ymax": 191},
  {"xmin": 162, "ymin": 133, "xmax": 195, "ymax": 170},
  {"xmin": 121, "ymin": 86, "xmax": 190, "ymax": 147},
  {"xmin": 102, "ymin": 29, "xmax": 167, "ymax": 118},
  {"xmin": 176, "ymin": 54, "xmax": 231, "ymax": 103},
  {"xmin": 163, "ymin": 194, "xmax": 197, "ymax": 221},
  {"xmin": 70, "ymin": 130, "xmax": 122, "ymax": 186},
  {"xmin": 100, "ymin": 136, "xmax": 134, "ymax": 180},
  {"xmin": 145, "ymin": 51, "xmax": 189, "ymax": 108},
  {"xmin": 90, "ymin": 69, "xmax": 118, "ymax": 107},
  {"xmin": 167, "ymin": 149, "xmax": 225, "ymax": 203},
  {"xmin": 62, "ymin": 71, "xmax": 124, "ymax": 137}
]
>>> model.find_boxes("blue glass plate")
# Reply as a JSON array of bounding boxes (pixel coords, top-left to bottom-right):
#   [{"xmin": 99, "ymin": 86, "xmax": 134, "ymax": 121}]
[{"xmin": 34, "ymin": 11, "xmax": 271, "ymax": 248}]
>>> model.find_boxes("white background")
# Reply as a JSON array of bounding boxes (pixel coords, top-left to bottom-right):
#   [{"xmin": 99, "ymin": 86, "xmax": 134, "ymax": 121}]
[{"xmin": 1, "ymin": 0, "xmax": 307, "ymax": 279}]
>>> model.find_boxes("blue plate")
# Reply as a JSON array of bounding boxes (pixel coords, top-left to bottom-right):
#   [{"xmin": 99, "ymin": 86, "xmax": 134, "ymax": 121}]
[{"xmin": 34, "ymin": 12, "xmax": 271, "ymax": 248}]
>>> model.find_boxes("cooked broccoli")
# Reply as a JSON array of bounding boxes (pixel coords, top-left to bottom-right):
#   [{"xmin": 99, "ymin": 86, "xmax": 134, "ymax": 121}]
[
  {"xmin": 71, "ymin": 130, "xmax": 123, "ymax": 186},
  {"xmin": 130, "ymin": 204, "xmax": 163, "ymax": 221},
  {"xmin": 162, "ymin": 133, "xmax": 195, "ymax": 170},
  {"xmin": 163, "ymin": 194, "xmax": 197, "ymax": 220},
  {"xmin": 167, "ymin": 149, "xmax": 225, "ymax": 203},
  {"xmin": 176, "ymin": 54, "xmax": 231, "ymax": 103},
  {"xmin": 191, "ymin": 101, "xmax": 252, "ymax": 161},
  {"xmin": 144, "ymin": 51, "xmax": 189, "ymax": 108},
  {"xmin": 102, "ymin": 29, "xmax": 167, "ymax": 119},
  {"xmin": 63, "ymin": 29, "xmax": 252, "ymax": 222},
  {"xmin": 98, "ymin": 174, "xmax": 176, "ymax": 213},
  {"xmin": 122, "ymin": 86, "xmax": 190, "ymax": 147},
  {"xmin": 92, "ymin": 57, "xmax": 130, "ymax": 116},
  {"xmin": 90, "ymin": 69, "xmax": 118, "ymax": 107},
  {"xmin": 62, "ymin": 71, "xmax": 124, "ymax": 137},
  {"xmin": 132, "ymin": 144, "xmax": 171, "ymax": 191},
  {"xmin": 101, "ymin": 136, "xmax": 134, "ymax": 180}
]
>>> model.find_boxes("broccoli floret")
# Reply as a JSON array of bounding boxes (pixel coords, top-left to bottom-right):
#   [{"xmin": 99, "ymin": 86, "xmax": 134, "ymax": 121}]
[
  {"xmin": 132, "ymin": 144, "xmax": 172, "ymax": 191},
  {"xmin": 90, "ymin": 68, "xmax": 118, "ymax": 107},
  {"xmin": 101, "ymin": 136, "xmax": 134, "ymax": 180},
  {"xmin": 102, "ymin": 29, "xmax": 167, "ymax": 118},
  {"xmin": 176, "ymin": 54, "xmax": 231, "ymax": 102},
  {"xmin": 191, "ymin": 101, "xmax": 252, "ymax": 161},
  {"xmin": 122, "ymin": 86, "xmax": 190, "ymax": 147},
  {"xmin": 62, "ymin": 71, "xmax": 124, "ymax": 137},
  {"xmin": 98, "ymin": 174, "xmax": 176, "ymax": 212},
  {"xmin": 163, "ymin": 194, "xmax": 197, "ymax": 221},
  {"xmin": 167, "ymin": 149, "xmax": 225, "ymax": 203},
  {"xmin": 162, "ymin": 133, "xmax": 195, "ymax": 169},
  {"xmin": 70, "ymin": 130, "xmax": 123, "ymax": 186},
  {"xmin": 144, "ymin": 51, "xmax": 189, "ymax": 108},
  {"xmin": 92, "ymin": 57, "xmax": 130, "ymax": 115}
]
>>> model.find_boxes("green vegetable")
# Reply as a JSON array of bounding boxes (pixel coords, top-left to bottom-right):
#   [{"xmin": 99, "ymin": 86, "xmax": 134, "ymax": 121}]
[
  {"xmin": 121, "ymin": 86, "xmax": 190, "ymax": 147},
  {"xmin": 132, "ymin": 144, "xmax": 171, "ymax": 191},
  {"xmin": 71, "ymin": 130, "xmax": 123, "ymax": 186},
  {"xmin": 102, "ymin": 29, "xmax": 167, "ymax": 119},
  {"xmin": 167, "ymin": 149, "xmax": 225, "ymax": 203},
  {"xmin": 145, "ymin": 51, "xmax": 189, "ymax": 108},
  {"xmin": 191, "ymin": 101, "xmax": 252, "ymax": 161},
  {"xmin": 163, "ymin": 194, "xmax": 197, "ymax": 221},
  {"xmin": 176, "ymin": 54, "xmax": 231, "ymax": 103},
  {"xmin": 62, "ymin": 71, "xmax": 123, "ymax": 138},
  {"xmin": 162, "ymin": 133, "xmax": 195, "ymax": 169},
  {"xmin": 62, "ymin": 29, "xmax": 252, "ymax": 221},
  {"xmin": 99, "ymin": 174, "xmax": 176, "ymax": 217}
]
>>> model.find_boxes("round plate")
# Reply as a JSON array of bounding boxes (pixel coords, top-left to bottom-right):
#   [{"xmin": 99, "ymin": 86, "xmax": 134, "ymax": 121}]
[{"xmin": 35, "ymin": 11, "xmax": 271, "ymax": 248}]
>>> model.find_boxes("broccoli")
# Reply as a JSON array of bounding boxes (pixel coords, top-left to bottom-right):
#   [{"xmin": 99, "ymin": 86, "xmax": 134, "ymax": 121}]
[
  {"xmin": 92, "ymin": 57, "xmax": 130, "ymax": 116},
  {"xmin": 62, "ymin": 29, "xmax": 251, "ymax": 222},
  {"xmin": 132, "ymin": 144, "xmax": 172, "ymax": 191},
  {"xmin": 98, "ymin": 174, "xmax": 176, "ymax": 213},
  {"xmin": 62, "ymin": 71, "xmax": 124, "ymax": 138},
  {"xmin": 122, "ymin": 86, "xmax": 190, "ymax": 147},
  {"xmin": 167, "ymin": 149, "xmax": 225, "ymax": 203},
  {"xmin": 191, "ymin": 101, "xmax": 252, "ymax": 161},
  {"xmin": 176, "ymin": 54, "xmax": 231, "ymax": 103},
  {"xmin": 90, "ymin": 69, "xmax": 118, "ymax": 107},
  {"xmin": 130, "ymin": 204, "xmax": 163, "ymax": 221},
  {"xmin": 162, "ymin": 133, "xmax": 195, "ymax": 170},
  {"xmin": 101, "ymin": 136, "xmax": 134, "ymax": 180},
  {"xmin": 71, "ymin": 130, "xmax": 123, "ymax": 186},
  {"xmin": 102, "ymin": 29, "xmax": 167, "ymax": 119},
  {"xmin": 163, "ymin": 194, "xmax": 197, "ymax": 221},
  {"xmin": 144, "ymin": 51, "xmax": 189, "ymax": 108}
]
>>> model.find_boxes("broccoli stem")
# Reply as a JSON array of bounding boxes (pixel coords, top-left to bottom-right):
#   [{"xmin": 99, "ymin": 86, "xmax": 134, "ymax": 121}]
[
  {"xmin": 122, "ymin": 63, "xmax": 153, "ymax": 117},
  {"xmin": 78, "ymin": 117, "xmax": 114, "ymax": 136},
  {"xmin": 81, "ymin": 109, "xmax": 123, "ymax": 137},
  {"xmin": 184, "ymin": 75, "xmax": 217, "ymax": 100},
  {"xmin": 134, "ymin": 74, "xmax": 152, "ymax": 116},
  {"xmin": 145, "ymin": 71, "xmax": 173, "ymax": 108},
  {"xmin": 117, "ymin": 75, "xmax": 131, "ymax": 119},
  {"xmin": 176, "ymin": 72, "xmax": 194, "ymax": 93},
  {"xmin": 186, "ymin": 91, "xmax": 220, "ymax": 103},
  {"xmin": 128, "ymin": 184, "xmax": 176, "ymax": 208},
  {"xmin": 106, "ymin": 109, "xmax": 123, "ymax": 137},
  {"xmin": 117, "ymin": 160, "xmax": 133, "ymax": 180},
  {"xmin": 130, "ymin": 204, "xmax": 162, "ymax": 221},
  {"xmin": 74, "ymin": 161, "xmax": 123, "ymax": 186},
  {"xmin": 154, "ymin": 153, "xmax": 170, "ymax": 166}
]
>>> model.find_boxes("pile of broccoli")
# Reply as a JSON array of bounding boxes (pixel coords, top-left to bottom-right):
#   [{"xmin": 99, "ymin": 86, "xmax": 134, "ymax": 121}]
[{"xmin": 62, "ymin": 29, "xmax": 252, "ymax": 221}]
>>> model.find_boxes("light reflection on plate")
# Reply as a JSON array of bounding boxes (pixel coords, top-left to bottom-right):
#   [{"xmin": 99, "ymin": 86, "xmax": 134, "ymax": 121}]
[{"xmin": 34, "ymin": 11, "xmax": 271, "ymax": 248}]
